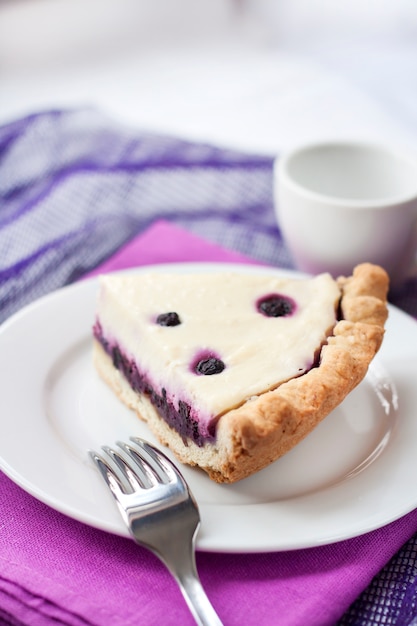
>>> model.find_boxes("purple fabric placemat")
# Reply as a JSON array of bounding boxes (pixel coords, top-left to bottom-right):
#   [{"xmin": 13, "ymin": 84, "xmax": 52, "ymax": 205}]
[{"xmin": 1, "ymin": 108, "xmax": 417, "ymax": 625}]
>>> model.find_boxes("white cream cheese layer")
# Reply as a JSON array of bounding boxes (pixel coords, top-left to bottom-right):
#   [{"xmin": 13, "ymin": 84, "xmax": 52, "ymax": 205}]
[{"xmin": 96, "ymin": 272, "xmax": 341, "ymax": 422}]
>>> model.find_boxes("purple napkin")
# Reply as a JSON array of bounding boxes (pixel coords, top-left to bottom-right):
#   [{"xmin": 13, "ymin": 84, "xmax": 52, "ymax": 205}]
[
  {"xmin": 1, "ymin": 219, "xmax": 417, "ymax": 626},
  {"xmin": 85, "ymin": 218, "xmax": 260, "ymax": 276}
]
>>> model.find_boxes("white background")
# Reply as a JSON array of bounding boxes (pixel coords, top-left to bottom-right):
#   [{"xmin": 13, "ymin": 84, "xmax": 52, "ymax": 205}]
[{"xmin": 1, "ymin": 0, "xmax": 417, "ymax": 155}]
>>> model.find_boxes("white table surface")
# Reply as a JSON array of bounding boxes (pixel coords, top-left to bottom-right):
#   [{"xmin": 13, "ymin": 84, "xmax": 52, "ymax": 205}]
[{"xmin": 1, "ymin": 0, "xmax": 416, "ymax": 156}]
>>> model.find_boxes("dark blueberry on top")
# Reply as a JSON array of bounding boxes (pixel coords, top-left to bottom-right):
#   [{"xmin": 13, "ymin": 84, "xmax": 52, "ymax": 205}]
[
  {"xmin": 156, "ymin": 312, "xmax": 181, "ymax": 326},
  {"xmin": 195, "ymin": 357, "xmax": 225, "ymax": 376},
  {"xmin": 257, "ymin": 293, "xmax": 295, "ymax": 317}
]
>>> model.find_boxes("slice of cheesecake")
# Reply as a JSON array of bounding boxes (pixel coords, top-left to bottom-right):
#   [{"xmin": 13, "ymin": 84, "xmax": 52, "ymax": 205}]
[{"xmin": 93, "ymin": 263, "xmax": 388, "ymax": 483}]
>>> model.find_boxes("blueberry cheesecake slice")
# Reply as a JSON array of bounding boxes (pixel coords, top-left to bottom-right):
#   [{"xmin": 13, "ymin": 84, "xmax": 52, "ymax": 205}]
[{"xmin": 93, "ymin": 263, "xmax": 388, "ymax": 483}]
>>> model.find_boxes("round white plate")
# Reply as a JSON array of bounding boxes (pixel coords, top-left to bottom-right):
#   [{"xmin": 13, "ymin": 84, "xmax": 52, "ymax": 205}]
[{"xmin": 0, "ymin": 263, "xmax": 416, "ymax": 553}]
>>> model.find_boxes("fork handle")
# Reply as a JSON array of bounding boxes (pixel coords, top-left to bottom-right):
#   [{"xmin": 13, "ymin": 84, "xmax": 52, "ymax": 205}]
[{"xmin": 177, "ymin": 572, "xmax": 224, "ymax": 626}]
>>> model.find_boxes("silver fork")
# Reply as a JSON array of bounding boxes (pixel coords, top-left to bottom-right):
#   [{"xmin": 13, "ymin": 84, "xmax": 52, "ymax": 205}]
[{"xmin": 89, "ymin": 437, "xmax": 223, "ymax": 626}]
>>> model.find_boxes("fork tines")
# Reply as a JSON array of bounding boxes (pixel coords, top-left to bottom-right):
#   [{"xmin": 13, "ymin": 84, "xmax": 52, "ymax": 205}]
[{"xmin": 89, "ymin": 437, "xmax": 186, "ymax": 497}]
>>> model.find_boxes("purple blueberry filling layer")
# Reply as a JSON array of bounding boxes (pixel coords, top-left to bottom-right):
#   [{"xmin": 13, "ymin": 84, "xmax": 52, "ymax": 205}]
[{"xmin": 93, "ymin": 321, "xmax": 216, "ymax": 446}]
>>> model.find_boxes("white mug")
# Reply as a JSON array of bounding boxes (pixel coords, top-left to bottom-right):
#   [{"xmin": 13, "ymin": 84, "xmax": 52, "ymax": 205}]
[{"xmin": 274, "ymin": 141, "xmax": 417, "ymax": 286}]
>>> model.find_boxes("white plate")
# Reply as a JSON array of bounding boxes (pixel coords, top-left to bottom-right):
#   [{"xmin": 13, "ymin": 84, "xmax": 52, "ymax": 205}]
[{"xmin": 0, "ymin": 262, "xmax": 416, "ymax": 553}]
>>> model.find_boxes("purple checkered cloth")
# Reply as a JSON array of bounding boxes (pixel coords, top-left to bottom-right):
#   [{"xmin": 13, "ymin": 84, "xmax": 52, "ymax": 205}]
[
  {"xmin": 1, "ymin": 108, "xmax": 417, "ymax": 625},
  {"xmin": 0, "ymin": 108, "xmax": 286, "ymax": 324}
]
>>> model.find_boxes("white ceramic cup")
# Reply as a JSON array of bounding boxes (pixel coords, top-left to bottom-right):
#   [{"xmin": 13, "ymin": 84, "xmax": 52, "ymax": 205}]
[{"xmin": 275, "ymin": 141, "xmax": 417, "ymax": 286}]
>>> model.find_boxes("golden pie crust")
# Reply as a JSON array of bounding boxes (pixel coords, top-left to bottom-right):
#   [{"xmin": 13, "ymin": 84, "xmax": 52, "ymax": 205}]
[{"xmin": 93, "ymin": 262, "xmax": 389, "ymax": 483}]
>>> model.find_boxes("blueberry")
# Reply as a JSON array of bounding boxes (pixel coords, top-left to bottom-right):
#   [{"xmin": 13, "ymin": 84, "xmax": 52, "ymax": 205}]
[
  {"xmin": 195, "ymin": 357, "xmax": 225, "ymax": 376},
  {"xmin": 156, "ymin": 312, "xmax": 181, "ymax": 326},
  {"xmin": 257, "ymin": 294, "xmax": 294, "ymax": 317},
  {"xmin": 111, "ymin": 345, "xmax": 123, "ymax": 370}
]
